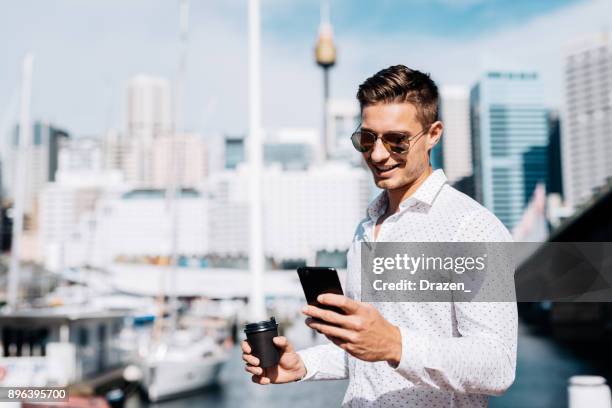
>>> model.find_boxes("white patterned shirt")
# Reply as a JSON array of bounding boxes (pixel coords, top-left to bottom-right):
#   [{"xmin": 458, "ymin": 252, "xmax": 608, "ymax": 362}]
[{"xmin": 297, "ymin": 169, "xmax": 517, "ymax": 407}]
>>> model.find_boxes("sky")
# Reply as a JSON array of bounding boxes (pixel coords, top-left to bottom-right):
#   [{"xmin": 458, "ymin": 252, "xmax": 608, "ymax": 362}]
[{"xmin": 1, "ymin": 0, "xmax": 611, "ymax": 138}]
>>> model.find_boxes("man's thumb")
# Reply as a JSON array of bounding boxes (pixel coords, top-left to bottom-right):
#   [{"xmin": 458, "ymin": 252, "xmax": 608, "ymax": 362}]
[{"xmin": 273, "ymin": 336, "xmax": 294, "ymax": 353}]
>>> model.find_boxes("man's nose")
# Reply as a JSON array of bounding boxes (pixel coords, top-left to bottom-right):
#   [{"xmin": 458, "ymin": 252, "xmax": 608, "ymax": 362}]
[{"xmin": 369, "ymin": 138, "xmax": 390, "ymax": 163}]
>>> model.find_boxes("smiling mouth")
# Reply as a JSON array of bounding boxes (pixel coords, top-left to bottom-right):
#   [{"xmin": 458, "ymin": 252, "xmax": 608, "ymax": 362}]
[{"xmin": 373, "ymin": 163, "xmax": 401, "ymax": 174}]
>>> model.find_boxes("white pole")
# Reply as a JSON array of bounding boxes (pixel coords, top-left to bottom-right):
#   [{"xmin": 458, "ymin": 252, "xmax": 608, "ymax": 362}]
[
  {"xmin": 165, "ymin": 0, "xmax": 189, "ymax": 330},
  {"xmin": 176, "ymin": 0, "xmax": 188, "ymax": 134},
  {"xmin": 8, "ymin": 53, "xmax": 34, "ymax": 312},
  {"xmin": 248, "ymin": 0, "xmax": 266, "ymax": 321}
]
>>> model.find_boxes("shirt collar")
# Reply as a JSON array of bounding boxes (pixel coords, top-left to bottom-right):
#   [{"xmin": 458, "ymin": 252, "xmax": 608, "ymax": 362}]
[{"xmin": 366, "ymin": 169, "xmax": 448, "ymax": 221}]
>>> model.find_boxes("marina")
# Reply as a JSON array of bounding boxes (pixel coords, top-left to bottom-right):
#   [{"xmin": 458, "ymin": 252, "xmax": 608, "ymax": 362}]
[
  {"xmin": 2, "ymin": 261, "xmax": 612, "ymax": 407},
  {"xmin": 1, "ymin": 0, "xmax": 612, "ymax": 407}
]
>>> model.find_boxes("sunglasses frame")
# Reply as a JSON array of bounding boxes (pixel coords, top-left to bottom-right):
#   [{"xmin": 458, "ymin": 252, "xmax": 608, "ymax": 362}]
[{"xmin": 350, "ymin": 125, "xmax": 431, "ymax": 155}]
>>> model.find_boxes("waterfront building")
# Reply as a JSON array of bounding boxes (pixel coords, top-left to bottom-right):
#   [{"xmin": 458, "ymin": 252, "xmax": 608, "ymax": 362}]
[{"xmin": 208, "ymin": 162, "xmax": 370, "ymax": 264}]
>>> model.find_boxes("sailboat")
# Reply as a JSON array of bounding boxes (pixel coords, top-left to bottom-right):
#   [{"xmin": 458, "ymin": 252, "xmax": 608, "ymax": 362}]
[
  {"xmin": 137, "ymin": 1, "xmax": 229, "ymax": 401},
  {"xmin": 141, "ymin": 325, "xmax": 229, "ymax": 401}
]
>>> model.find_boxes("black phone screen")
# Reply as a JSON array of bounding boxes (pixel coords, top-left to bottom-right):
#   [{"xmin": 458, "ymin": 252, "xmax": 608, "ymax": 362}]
[{"xmin": 297, "ymin": 267, "xmax": 345, "ymax": 314}]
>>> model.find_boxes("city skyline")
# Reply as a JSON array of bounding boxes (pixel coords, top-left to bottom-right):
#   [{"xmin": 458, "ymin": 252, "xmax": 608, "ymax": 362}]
[
  {"xmin": 1, "ymin": 0, "xmax": 611, "ymax": 138},
  {"xmin": 2, "ymin": 0, "xmax": 612, "ymax": 268}
]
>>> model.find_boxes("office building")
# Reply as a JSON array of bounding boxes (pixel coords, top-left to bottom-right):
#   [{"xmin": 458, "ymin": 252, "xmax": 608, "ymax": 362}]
[
  {"xmin": 562, "ymin": 33, "xmax": 612, "ymax": 209},
  {"xmin": 223, "ymin": 128, "xmax": 319, "ymax": 171},
  {"xmin": 224, "ymin": 135, "xmax": 245, "ymax": 170},
  {"xmin": 124, "ymin": 74, "xmax": 172, "ymax": 186},
  {"xmin": 208, "ymin": 162, "xmax": 370, "ymax": 263},
  {"xmin": 7, "ymin": 121, "xmax": 69, "ymax": 217},
  {"xmin": 39, "ymin": 168, "xmax": 123, "ymax": 271},
  {"xmin": 152, "ymin": 133, "xmax": 208, "ymax": 188},
  {"xmin": 263, "ymin": 162, "xmax": 370, "ymax": 263},
  {"xmin": 264, "ymin": 128, "xmax": 318, "ymax": 170},
  {"xmin": 92, "ymin": 189, "xmax": 209, "ymax": 266},
  {"xmin": 470, "ymin": 71, "xmax": 548, "ymax": 230},
  {"xmin": 58, "ymin": 136, "xmax": 103, "ymax": 173},
  {"xmin": 440, "ymin": 86, "xmax": 472, "ymax": 184},
  {"xmin": 125, "ymin": 74, "xmax": 172, "ymax": 140}
]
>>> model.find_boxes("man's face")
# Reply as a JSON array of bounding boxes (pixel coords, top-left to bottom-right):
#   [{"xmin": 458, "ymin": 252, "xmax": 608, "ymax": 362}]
[{"xmin": 360, "ymin": 102, "xmax": 434, "ymax": 191}]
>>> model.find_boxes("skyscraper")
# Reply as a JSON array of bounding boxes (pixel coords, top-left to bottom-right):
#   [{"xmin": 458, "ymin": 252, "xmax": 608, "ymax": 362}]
[
  {"xmin": 562, "ymin": 33, "xmax": 612, "ymax": 209},
  {"xmin": 126, "ymin": 74, "xmax": 172, "ymax": 139},
  {"xmin": 8, "ymin": 121, "xmax": 69, "ymax": 216},
  {"xmin": 125, "ymin": 74, "xmax": 172, "ymax": 186},
  {"xmin": 440, "ymin": 86, "xmax": 472, "ymax": 184},
  {"xmin": 470, "ymin": 71, "xmax": 548, "ymax": 230}
]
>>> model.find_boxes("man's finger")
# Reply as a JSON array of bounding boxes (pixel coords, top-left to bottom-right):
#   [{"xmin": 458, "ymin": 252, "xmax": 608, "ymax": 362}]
[
  {"xmin": 302, "ymin": 305, "xmax": 360, "ymax": 329},
  {"xmin": 245, "ymin": 364, "xmax": 263, "ymax": 376},
  {"xmin": 252, "ymin": 375, "xmax": 271, "ymax": 385},
  {"xmin": 242, "ymin": 353, "xmax": 260, "ymax": 366},
  {"xmin": 272, "ymin": 336, "xmax": 294, "ymax": 353},
  {"xmin": 306, "ymin": 318, "xmax": 355, "ymax": 342},
  {"xmin": 241, "ymin": 340, "xmax": 252, "ymax": 354},
  {"xmin": 317, "ymin": 294, "xmax": 360, "ymax": 314}
]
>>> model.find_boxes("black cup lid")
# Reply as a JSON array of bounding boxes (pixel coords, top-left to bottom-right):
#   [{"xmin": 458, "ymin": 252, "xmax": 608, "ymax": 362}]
[{"xmin": 244, "ymin": 316, "xmax": 278, "ymax": 334}]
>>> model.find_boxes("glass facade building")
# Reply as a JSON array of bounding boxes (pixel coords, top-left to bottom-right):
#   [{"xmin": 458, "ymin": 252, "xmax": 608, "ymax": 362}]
[{"xmin": 470, "ymin": 71, "xmax": 548, "ymax": 230}]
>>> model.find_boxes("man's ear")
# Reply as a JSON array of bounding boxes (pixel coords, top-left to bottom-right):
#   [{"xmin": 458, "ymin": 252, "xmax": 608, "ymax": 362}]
[{"xmin": 427, "ymin": 121, "xmax": 443, "ymax": 151}]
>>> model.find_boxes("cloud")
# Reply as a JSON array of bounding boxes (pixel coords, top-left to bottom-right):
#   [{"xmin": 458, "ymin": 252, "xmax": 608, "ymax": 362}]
[
  {"xmin": 316, "ymin": 0, "xmax": 612, "ymax": 111},
  {"xmin": 201, "ymin": 0, "xmax": 612, "ymax": 135},
  {"xmin": 1, "ymin": 0, "xmax": 610, "ymax": 138}
]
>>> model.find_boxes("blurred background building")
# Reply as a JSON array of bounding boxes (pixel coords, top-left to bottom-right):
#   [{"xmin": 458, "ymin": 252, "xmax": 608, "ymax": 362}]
[
  {"xmin": 470, "ymin": 71, "xmax": 548, "ymax": 230},
  {"xmin": 124, "ymin": 74, "xmax": 172, "ymax": 186},
  {"xmin": 562, "ymin": 32, "xmax": 612, "ymax": 210},
  {"xmin": 6, "ymin": 122, "xmax": 69, "ymax": 218},
  {"xmin": 439, "ymin": 86, "xmax": 473, "ymax": 196}
]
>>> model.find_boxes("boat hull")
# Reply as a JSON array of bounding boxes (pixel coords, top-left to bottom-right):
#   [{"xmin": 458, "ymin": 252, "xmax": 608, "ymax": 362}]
[{"xmin": 145, "ymin": 356, "xmax": 226, "ymax": 402}]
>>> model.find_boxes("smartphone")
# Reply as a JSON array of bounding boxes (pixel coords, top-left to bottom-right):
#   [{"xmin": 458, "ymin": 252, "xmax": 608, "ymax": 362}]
[{"xmin": 297, "ymin": 266, "xmax": 345, "ymax": 315}]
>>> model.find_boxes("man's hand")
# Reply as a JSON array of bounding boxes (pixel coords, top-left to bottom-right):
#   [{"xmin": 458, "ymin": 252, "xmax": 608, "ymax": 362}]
[
  {"xmin": 242, "ymin": 336, "xmax": 307, "ymax": 384},
  {"xmin": 302, "ymin": 294, "xmax": 402, "ymax": 366}
]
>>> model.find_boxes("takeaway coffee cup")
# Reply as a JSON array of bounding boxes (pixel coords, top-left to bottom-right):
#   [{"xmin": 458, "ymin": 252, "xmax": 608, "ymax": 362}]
[{"xmin": 244, "ymin": 316, "xmax": 280, "ymax": 368}]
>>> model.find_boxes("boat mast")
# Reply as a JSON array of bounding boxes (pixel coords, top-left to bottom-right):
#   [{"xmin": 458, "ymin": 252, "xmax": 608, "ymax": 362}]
[
  {"xmin": 7, "ymin": 53, "xmax": 33, "ymax": 312},
  {"xmin": 247, "ymin": 0, "xmax": 266, "ymax": 321},
  {"xmin": 165, "ymin": 0, "xmax": 189, "ymax": 329}
]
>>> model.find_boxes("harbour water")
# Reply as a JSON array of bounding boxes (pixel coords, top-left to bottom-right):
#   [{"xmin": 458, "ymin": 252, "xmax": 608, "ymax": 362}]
[{"xmin": 139, "ymin": 323, "xmax": 611, "ymax": 408}]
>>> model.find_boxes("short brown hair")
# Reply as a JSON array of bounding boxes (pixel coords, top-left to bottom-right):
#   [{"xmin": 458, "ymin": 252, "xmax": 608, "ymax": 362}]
[{"xmin": 356, "ymin": 65, "xmax": 439, "ymax": 128}]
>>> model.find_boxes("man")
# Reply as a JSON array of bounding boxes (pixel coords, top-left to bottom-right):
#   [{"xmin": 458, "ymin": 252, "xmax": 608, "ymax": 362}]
[{"xmin": 242, "ymin": 65, "xmax": 517, "ymax": 407}]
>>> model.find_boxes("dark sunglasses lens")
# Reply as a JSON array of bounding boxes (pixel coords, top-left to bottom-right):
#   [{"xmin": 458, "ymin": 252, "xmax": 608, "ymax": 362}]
[
  {"xmin": 382, "ymin": 133, "xmax": 408, "ymax": 154},
  {"xmin": 351, "ymin": 131, "xmax": 375, "ymax": 152}
]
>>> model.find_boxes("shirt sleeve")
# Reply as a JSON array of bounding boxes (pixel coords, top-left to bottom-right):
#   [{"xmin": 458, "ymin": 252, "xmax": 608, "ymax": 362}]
[
  {"xmin": 392, "ymin": 209, "xmax": 518, "ymax": 395},
  {"xmin": 297, "ymin": 343, "xmax": 349, "ymax": 381},
  {"xmin": 392, "ymin": 301, "xmax": 517, "ymax": 395}
]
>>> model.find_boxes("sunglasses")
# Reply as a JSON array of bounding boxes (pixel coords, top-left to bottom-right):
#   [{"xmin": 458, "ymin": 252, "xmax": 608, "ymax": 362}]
[{"xmin": 350, "ymin": 126, "xmax": 430, "ymax": 155}]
